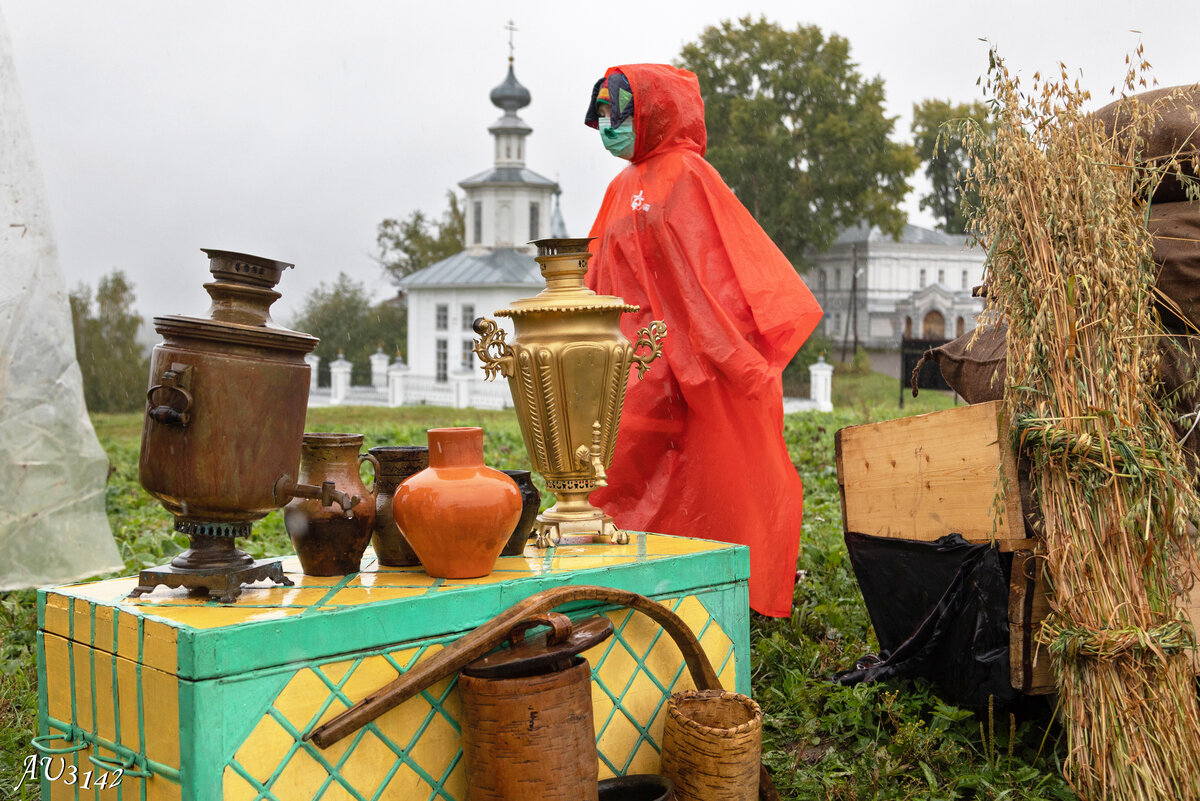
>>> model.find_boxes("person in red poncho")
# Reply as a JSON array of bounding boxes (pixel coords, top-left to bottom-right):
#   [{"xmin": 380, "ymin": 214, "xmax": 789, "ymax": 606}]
[{"xmin": 584, "ymin": 63, "xmax": 823, "ymax": 617}]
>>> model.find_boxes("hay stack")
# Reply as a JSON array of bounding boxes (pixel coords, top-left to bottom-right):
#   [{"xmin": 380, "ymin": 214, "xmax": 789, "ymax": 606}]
[{"xmin": 965, "ymin": 52, "xmax": 1200, "ymax": 800}]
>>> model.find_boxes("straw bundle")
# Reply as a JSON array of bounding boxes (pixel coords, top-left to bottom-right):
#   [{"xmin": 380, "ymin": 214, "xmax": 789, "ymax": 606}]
[{"xmin": 964, "ymin": 50, "xmax": 1200, "ymax": 800}]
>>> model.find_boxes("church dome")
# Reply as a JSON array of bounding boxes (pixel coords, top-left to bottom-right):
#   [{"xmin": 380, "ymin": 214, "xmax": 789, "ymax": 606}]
[{"xmin": 490, "ymin": 62, "xmax": 531, "ymax": 112}]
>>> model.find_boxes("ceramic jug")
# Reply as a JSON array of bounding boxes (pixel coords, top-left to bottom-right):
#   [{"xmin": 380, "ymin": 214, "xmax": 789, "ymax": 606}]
[
  {"xmin": 284, "ymin": 433, "xmax": 377, "ymax": 576},
  {"xmin": 393, "ymin": 427, "xmax": 520, "ymax": 578},
  {"xmin": 369, "ymin": 445, "xmax": 429, "ymax": 567}
]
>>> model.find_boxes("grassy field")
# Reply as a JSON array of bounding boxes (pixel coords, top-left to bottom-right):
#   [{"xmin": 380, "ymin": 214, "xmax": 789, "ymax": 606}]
[{"xmin": 0, "ymin": 368, "xmax": 1075, "ymax": 800}]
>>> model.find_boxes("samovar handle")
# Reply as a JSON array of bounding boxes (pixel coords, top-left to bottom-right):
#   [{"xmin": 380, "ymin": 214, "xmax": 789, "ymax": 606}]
[
  {"xmin": 630, "ymin": 320, "xmax": 668, "ymax": 379},
  {"xmin": 471, "ymin": 317, "xmax": 516, "ymax": 380}
]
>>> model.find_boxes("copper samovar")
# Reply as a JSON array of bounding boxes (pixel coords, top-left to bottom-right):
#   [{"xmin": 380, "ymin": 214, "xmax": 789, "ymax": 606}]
[
  {"xmin": 473, "ymin": 238, "xmax": 666, "ymax": 547},
  {"xmin": 133, "ymin": 249, "xmax": 355, "ymax": 602}
]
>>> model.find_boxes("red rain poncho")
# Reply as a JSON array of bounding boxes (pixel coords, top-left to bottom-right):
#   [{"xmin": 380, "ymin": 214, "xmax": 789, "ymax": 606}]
[{"xmin": 585, "ymin": 64, "xmax": 823, "ymax": 617}]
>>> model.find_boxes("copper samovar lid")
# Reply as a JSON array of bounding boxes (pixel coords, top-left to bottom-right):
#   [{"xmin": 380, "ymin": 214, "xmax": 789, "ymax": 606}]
[
  {"xmin": 152, "ymin": 248, "xmax": 317, "ymax": 354},
  {"xmin": 495, "ymin": 238, "xmax": 638, "ymax": 318}
]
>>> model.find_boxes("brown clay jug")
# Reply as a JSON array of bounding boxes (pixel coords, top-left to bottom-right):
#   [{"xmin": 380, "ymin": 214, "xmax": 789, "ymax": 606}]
[
  {"xmin": 393, "ymin": 427, "xmax": 520, "ymax": 578},
  {"xmin": 369, "ymin": 445, "xmax": 429, "ymax": 567},
  {"xmin": 284, "ymin": 433, "xmax": 378, "ymax": 576}
]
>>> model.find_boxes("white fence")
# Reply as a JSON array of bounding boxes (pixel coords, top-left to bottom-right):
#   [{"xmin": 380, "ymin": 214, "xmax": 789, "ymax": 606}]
[{"xmin": 306, "ymin": 351, "xmax": 833, "ymax": 412}]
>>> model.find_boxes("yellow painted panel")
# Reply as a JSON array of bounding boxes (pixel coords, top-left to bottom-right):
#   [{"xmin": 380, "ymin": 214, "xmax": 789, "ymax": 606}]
[
  {"xmin": 115, "ymin": 657, "xmax": 141, "ymax": 755},
  {"xmin": 280, "ymin": 572, "xmax": 341, "ymax": 589},
  {"xmin": 273, "ymin": 668, "xmax": 341, "ymax": 732},
  {"xmin": 335, "ymin": 654, "xmax": 403, "ymax": 705},
  {"xmin": 139, "ymin": 606, "xmax": 303, "ymax": 630},
  {"xmin": 70, "ymin": 641, "xmax": 93, "ymax": 733},
  {"xmin": 270, "ymin": 749, "xmax": 329, "ymax": 800},
  {"xmin": 405, "ymin": 705, "xmax": 459, "ymax": 785},
  {"xmin": 47, "ymin": 752, "xmax": 80, "ymax": 800},
  {"xmin": 699, "ymin": 624, "xmax": 733, "ymax": 666},
  {"xmin": 72, "ymin": 602, "xmax": 91, "ymax": 647},
  {"xmin": 93, "ymin": 606, "xmax": 116, "ymax": 651},
  {"xmin": 441, "ymin": 760, "xmax": 468, "ymax": 800},
  {"xmin": 625, "ymin": 668, "xmax": 666, "ymax": 729},
  {"xmin": 325, "ymin": 587, "xmax": 428, "ymax": 606},
  {"xmin": 142, "ymin": 666, "xmax": 180, "ymax": 768},
  {"xmin": 436, "ymin": 570, "xmax": 536, "ymax": 587},
  {"xmin": 43, "ymin": 594, "xmax": 70, "ymax": 638},
  {"xmin": 232, "ymin": 714, "xmax": 295, "ymax": 786},
  {"xmin": 352, "ymin": 570, "xmax": 437, "ymax": 588},
  {"xmin": 549, "ymin": 556, "xmax": 637, "ymax": 571},
  {"xmin": 626, "ymin": 736, "xmax": 662, "ymax": 777},
  {"xmin": 318, "ymin": 781, "xmax": 358, "ymax": 801},
  {"xmin": 43, "ymin": 632, "xmax": 71, "ymax": 723},
  {"xmin": 597, "ymin": 710, "xmax": 640, "ymax": 774},
  {"xmin": 92, "ymin": 650, "xmax": 117, "ymax": 744},
  {"xmin": 335, "ymin": 731, "xmax": 398, "ymax": 798},
  {"xmin": 643, "ymin": 535, "xmax": 731, "ymax": 556},
  {"xmin": 232, "ymin": 587, "xmax": 335, "ymax": 607},
  {"xmin": 76, "ymin": 577, "xmax": 142, "ymax": 604},
  {"xmin": 223, "ymin": 768, "xmax": 260, "ymax": 801},
  {"xmin": 551, "ymin": 542, "xmax": 642, "ymax": 558},
  {"xmin": 116, "ymin": 610, "xmax": 140, "ymax": 663},
  {"xmin": 378, "ymin": 762, "xmax": 429, "ymax": 798},
  {"xmin": 593, "ymin": 639, "xmax": 637, "ymax": 695},
  {"xmin": 145, "ymin": 775, "xmax": 182, "ymax": 801},
  {"xmin": 141, "ymin": 621, "xmax": 178, "ymax": 675}
]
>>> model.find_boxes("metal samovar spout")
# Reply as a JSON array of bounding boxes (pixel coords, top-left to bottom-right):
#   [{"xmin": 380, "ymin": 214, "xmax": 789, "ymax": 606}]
[{"xmin": 473, "ymin": 238, "xmax": 666, "ymax": 548}]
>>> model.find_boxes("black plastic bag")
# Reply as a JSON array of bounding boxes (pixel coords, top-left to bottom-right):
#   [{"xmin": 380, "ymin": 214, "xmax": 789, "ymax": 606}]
[{"xmin": 835, "ymin": 531, "xmax": 1017, "ymax": 706}]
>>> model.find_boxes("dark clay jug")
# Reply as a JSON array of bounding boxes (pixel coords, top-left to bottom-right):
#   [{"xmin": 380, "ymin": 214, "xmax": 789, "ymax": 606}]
[
  {"xmin": 369, "ymin": 446, "xmax": 429, "ymax": 566},
  {"xmin": 284, "ymin": 433, "xmax": 377, "ymax": 576},
  {"xmin": 500, "ymin": 469, "xmax": 541, "ymax": 556}
]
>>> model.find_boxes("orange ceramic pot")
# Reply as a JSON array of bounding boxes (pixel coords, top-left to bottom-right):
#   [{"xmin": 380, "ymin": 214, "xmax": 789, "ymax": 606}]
[{"xmin": 393, "ymin": 427, "xmax": 521, "ymax": 578}]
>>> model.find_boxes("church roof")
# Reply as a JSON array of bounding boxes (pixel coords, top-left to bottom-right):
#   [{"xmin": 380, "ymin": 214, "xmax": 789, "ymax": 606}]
[
  {"xmin": 833, "ymin": 222, "xmax": 970, "ymax": 247},
  {"xmin": 398, "ymin": 247, "xmax": 540, "ymax": 289},
  {"xmin": 459, "ymin": 166, "xmax": 558, "ymax": 189},
  {"xmin": 490, "ymin": 62, "xmax": 531, "ymax": 113}
]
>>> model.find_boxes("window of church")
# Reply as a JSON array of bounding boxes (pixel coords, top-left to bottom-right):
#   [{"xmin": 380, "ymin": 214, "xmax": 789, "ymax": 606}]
[
  {"xmin": 919, "ymin": 269, "xmax": 927, "ymax": 288},
  {"xmin": 436, "ymin": 339, "xmax": 448, "ymax": 383},
  {"xmin": 961, "ymin": 270, "xmax": 969, "ymax": 290},
  {"xmin": 436, "ymin": 304, "xmax": 448, "ymax": 330},
  {"xmin": 461, "ymin": 340, "xmax": 474, "ymax": 371},
  {"xmin": 462, "ymin": 304, "xmax": 475, "ymax": 331},
  {"xmin": 530, "ymin": 202, "xmax": 540, "ymax": 240},
  {"xmin": 473, "ymin": 202, "xmax": 482, "ymax": 244},
  {"xmin": 506, "ymin": 142, "xmax": 512, "ymax": 158},
  {"xmin": 937, "ymin": 269, "xmax": 945, "ymax": 285},
  {"xmin": 817, "ymin": 270, "xmax": 826, "ymax": 291}
]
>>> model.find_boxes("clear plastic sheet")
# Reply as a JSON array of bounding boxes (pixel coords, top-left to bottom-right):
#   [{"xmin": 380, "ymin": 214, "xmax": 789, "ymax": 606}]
[{"xmin": 0, "ymin": 14, "xmax": 122, "ymax": 589}]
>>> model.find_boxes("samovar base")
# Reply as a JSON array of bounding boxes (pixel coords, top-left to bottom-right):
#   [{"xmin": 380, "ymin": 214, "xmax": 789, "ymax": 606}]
[
  {"xmin": 535, "ymin": 512, "xmax": 628, "ymax": 548},
  {"xmin": 128, "ymin": 559, "xmax": 293, "ymax": 604},
  {"xmin": 128, "ymin": 524, "xmax": 293, "ymax": 603}
]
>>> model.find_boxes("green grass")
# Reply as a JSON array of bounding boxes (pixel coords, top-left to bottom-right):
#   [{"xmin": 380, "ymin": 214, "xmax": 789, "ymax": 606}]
[{"xmin": 0, "ymin": 366, "xmax": 1073, "ymax": 800}]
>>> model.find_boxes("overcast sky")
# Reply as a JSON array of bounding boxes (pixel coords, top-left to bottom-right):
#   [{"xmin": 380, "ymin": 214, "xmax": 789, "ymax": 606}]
[{"xmin": 3, "ymin": 0, "xmax": 1198, "ymax": 324}]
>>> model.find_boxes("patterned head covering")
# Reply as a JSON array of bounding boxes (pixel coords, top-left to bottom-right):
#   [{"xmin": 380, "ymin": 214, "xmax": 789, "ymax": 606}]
[{"xmin": 584, "ymin": 71, "xmax": 634, "ymax": 130}]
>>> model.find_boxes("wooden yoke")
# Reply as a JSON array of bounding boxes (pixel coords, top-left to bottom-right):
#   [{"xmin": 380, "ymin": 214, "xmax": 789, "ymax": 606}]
[{"xmin": 305, "ymin": 584, "xmax": 779, "ymax": 801}]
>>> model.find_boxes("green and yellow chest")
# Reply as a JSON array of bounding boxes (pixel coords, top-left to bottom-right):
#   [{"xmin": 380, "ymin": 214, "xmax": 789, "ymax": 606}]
[{"xmin": 37, "ymin": 533, "xmax": 749, "ymax": 800}]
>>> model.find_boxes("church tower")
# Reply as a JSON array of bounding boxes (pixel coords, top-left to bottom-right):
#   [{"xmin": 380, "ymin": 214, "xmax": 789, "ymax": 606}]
[
  {"xmin": 459, "ymin": 53, "xmax": 560, "ymax": 252},
  {"xmin": 397, "ymin": 37, "xmax": 568, "ymax": 401}
]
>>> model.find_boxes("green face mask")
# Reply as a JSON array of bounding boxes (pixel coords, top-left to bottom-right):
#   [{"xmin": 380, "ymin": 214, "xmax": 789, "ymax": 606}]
[{"xmin": 600, "ymin": 117, "xmax": 635, "ymax": 160}]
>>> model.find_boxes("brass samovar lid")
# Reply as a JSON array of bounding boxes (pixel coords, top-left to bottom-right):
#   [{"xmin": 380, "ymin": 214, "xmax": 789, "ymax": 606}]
[
  {"xmin": 495, "ymin": 238, "xmax": 638, "ymax": 318},
  {"xmin": 153, "ymin": 249, "xmax": 318, "ymax": 353}
]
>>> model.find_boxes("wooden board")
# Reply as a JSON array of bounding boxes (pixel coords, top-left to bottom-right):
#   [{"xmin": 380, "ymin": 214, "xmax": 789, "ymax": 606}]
[
  {"xmin": 835, "ymin": 400, "xmax": 1032, "ymax": 550},
  {"xmin": 1008, "ymin": 550, "xmax": 1054, "ymax": 694}
]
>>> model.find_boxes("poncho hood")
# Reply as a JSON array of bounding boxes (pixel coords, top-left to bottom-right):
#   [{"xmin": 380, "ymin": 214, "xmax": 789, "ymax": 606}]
[{"xmin": 588, "ymin": 63, "xmax": 707, "ymax": 163}]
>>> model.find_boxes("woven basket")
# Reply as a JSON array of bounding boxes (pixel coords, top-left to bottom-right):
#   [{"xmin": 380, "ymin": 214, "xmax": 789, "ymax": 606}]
[{"xmin": 660, "ymin": 690, "xmax": 762, "ymax": 801}]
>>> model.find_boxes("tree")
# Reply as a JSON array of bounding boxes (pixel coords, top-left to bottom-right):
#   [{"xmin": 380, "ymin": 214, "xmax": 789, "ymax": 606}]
[
  {"xmin": 677, "ymin": 17, "xmax": 918, "ymax": 267},
  {"xmin": 69, "ymin": 270, "xmax": 150, "ymax": 413},
  {"xmin": 911, "ymin": 99, "xmax": 996, "ymax": 234},
  {"xmin": 376, "ymin": 191, "xmax": 465, "ymax": 284},
  {"xmin": 291, "ymin": 273, "xmax": 407, "ymax": 386}
]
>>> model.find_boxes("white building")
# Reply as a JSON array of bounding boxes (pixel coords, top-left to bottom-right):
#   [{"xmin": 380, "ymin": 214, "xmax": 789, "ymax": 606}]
[
  {"xmin": 807, "ymin": 223, "xmax": 986, "ymax": 348},
  {"xmin": 397, "ymin": 57, "xmax": 566, "ymax": 406}
]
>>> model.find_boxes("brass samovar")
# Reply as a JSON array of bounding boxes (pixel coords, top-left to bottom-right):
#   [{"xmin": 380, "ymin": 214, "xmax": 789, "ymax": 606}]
[{"xmin": 473, "ymin": 238, "xmax": 666, "ymax": 547}]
